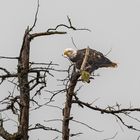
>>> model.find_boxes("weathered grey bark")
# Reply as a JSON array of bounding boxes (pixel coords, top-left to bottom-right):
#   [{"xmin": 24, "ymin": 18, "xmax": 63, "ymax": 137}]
[
  {"xmin": 0, "ymin": 27, "xmax": 31, "ymax": 140},
  {"xmin": 62, "ymin": 71, "xmax": 80, "ymax": 140},
  {"xmin": 17, "ymin": 27, "xmax": 30, "ymax": 140}
]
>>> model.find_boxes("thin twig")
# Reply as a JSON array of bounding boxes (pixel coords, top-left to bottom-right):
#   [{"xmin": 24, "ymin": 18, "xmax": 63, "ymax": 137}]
[
  {"xmin": 47, "ymin": 16, "xmax": 91, "ymax": 32},
  {"xmin": 80, "ymin": 47, "xmax": 90, "ymax": 71},
  {"xmin": 52, "ymin": 136, "xmax": 59, "ymax": 140},
  {"xmin": 114, "ymin": 114, "xmax": 140, "ymax": 131},
  {"xmin": 72, "ymin": 119, "xmax": 103, "ymax": 132},
  {"xmin": 71, "ymin": 37, "xmax": 78, "ymax": 49},
  {"xmin": 103, "ymin": 132, "xmax": 118, "ymax": 140},
  {"xmin": 137, "ymin": 135, "xmax": 140, "ymax": 140},
  {"xmin": 0, "ymin": 56, "xmax": 19, "ymax": 59},
  {"xmin": 29, "ymin": 0, "xmax": 40, "ymax": 32},
  {"xmin": 29, "ymin": 123, "xmax": 62, "ymax": 134},
  {"xmin": 105, "ymin": 48, "xmax": 112, "ymax": 56},
  {"xmin": 29, "ymin": 61, "xmax": 59, "ymax": 66}
]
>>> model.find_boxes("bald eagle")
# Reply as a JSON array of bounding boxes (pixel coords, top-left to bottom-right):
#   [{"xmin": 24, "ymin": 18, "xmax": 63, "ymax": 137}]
[{"xmin": 64, "ymin": 48, "xmax": 117, "ymax": 82}]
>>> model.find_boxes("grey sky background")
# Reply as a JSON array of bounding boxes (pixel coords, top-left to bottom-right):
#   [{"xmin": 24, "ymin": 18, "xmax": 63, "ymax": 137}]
[{"xmin": 0, "ymin": 0, "xmax": 140, "ymax": 140}]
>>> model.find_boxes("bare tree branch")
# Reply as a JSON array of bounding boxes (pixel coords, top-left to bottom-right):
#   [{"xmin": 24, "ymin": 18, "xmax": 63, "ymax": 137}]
[
  {"xmin": 47, "ymin": 16, "xmax": 91, "ymax": 32},
  {"xmin": 72, "ymin": 99, "xmax": 140, "ymax": 131},
  {"xmin": 0, "ymin": 56, "xmax": 19, "ymax": 59},
  {"xmin": 0, "ymin": 117, "xmax": 21, "ymax": 140},
  {"xmin": 114, "ymin": 114, "xmax": 140, "ymax": 131},
  {"xmin": 0, "ymin": 67, "xmax": 18, "ymax": 84},
  {"xmin": 105, "ymin": 48, "xmax": 112, "ymax": 56},
  {"xmin": 52, "ymin": 136, "xmax": 59, "ymax": 140},
  {"xmin": 103, "ymin": 132, "xmax": 118, "ymax": 140},
  {"xmin": 137, "ymin": 135, "xmax": 140, "ymax": 140},
  {"xmin": 29, "ymin": 15, "xmax": 91, "ymax": 40},
  {"xmin": 80, "ymin": 47, "xmax": 90, "ymax": 71},
  {"xmin": 62, "ymin": 66, "xmax": 80, "ymax": 140},
  {"xmin": 29, "ymin": 31, "xmax": 67, "ymax": 40},
  {"xmin": 29, "ymin": 0, "xmax": 40, "ymax": 32},
  {"xmin": 72, "ymin": 100, "xmax": 140, "ymax": 114},
  {"xmin": 45, "ymin": 118, "xmax": 102, "ymax": 133},
  {"xmin": 29, "ymin": 123, "xmax": 62, "ymax": 134},
  {"xmin": 72, "ymin": 119, "xmax": 103, "ymax": 132},
  {"xmin": 71, "ymin": 37, "xmax": 78, "ymax": 49},
  {"xmin": 0, "ymin": 125, "xmax": 14, "ymax": 140}
]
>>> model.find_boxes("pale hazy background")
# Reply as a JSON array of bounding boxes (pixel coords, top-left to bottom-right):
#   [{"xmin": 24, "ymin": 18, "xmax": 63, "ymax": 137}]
[{"xmin": 0, "ymin": 0, "xmax": 140, "ymax": 140}]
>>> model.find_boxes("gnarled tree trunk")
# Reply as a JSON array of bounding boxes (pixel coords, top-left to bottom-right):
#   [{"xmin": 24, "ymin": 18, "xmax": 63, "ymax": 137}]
[
  {"xmin": 62, "ymin": 71, "xmax": 80, "ymax": 140},
  {"xmin": 18, "ymin": 27, "xmax": 30, "ymax": 140}
]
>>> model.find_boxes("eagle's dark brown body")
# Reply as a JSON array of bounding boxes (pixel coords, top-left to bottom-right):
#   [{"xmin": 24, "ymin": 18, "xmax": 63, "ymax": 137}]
[{"xmin": 70, "ymin": 48, "xmax": 117, "ymax": 73}]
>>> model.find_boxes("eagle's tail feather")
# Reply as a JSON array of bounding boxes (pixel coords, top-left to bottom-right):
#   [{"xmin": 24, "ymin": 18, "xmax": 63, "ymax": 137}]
[{"xmin": 110, "ymin": 62, "xmax": 117, "ymax": 68}]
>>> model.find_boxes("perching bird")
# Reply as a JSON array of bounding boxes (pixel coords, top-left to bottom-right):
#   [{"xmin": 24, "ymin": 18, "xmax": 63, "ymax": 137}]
[{"xmin": 64, "ymin": 48, "xmax": 117, "ymax": 83}]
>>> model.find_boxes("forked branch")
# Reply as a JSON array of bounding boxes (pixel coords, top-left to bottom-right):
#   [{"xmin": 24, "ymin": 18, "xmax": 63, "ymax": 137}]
[{"xmin": 72, "ymin": 99, "xmax": 140, "ymax": 131}]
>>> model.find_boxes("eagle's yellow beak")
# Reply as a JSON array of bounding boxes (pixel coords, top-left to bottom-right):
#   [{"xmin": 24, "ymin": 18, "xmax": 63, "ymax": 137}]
[
  {"xmin": 64, "ymin": 50, "xmax": 69, "ymax": 57},
  {"xmin": 64, "ymin": 50, "xmax": 72, "ymax": 57}
]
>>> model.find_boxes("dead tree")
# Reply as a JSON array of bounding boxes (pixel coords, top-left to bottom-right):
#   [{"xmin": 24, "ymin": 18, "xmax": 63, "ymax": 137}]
[
  {"xmin": 0, "ymin": 1, "xmax": 90, "ymax": 139},
  {"xmin": 0, "ymin": 24, "xmax": 66, "ymax": 140},
  {"xmin": 0, "ymin": 2, "xmax": 82, "ymax": 140}
]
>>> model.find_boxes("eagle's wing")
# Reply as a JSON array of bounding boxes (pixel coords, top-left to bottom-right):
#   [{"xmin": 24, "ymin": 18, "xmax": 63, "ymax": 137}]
[
  {"xmin": 71, "ymin": 48, "xmax": 117, "ymax": 73},
  {"xmin": 73, "ymin": 48, "xmax": 102, "ymax": 71},
  {"xmin": 88, "ymin": 49, "xmax": 117, "ymax": 72}
]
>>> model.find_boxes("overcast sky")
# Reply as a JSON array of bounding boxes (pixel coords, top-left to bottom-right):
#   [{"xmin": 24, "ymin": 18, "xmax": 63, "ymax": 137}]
[{"xmin": 0, "ymin": 0, "xmax": 140, "ymax": 140}]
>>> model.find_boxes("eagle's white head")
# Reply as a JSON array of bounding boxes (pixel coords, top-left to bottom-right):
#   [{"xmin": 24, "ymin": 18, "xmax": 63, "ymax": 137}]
[{"xmin": 63, "ymin": 48, "xmax": 77, "ymax": 59}]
